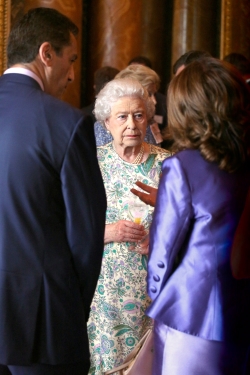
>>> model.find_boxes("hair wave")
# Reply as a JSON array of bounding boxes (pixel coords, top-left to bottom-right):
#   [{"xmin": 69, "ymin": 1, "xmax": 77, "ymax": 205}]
[{"xmin": 167, "ymin": 58, "xmax": 250, "ymax": 172}]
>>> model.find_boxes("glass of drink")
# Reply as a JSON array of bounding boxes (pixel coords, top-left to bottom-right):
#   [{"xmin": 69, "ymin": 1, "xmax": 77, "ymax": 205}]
[
  {"xmin": 128, "ymin": 201, "xmax": 148, "ymax": 225},
  {"xmin": 128, "ymin": 200, "xmax": 149, "ymax": 253}
]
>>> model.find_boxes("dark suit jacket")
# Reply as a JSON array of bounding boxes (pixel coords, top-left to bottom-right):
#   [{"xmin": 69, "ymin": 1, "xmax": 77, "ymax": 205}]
[{"xmin": 0, "ymin": 73, "xmax": 106, "ymax": 365}]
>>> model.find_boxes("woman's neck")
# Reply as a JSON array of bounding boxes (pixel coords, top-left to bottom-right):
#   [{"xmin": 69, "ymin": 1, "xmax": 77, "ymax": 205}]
[{"xmin": 112, "ymin": 142, "xmax": 150, "ymax": 164}]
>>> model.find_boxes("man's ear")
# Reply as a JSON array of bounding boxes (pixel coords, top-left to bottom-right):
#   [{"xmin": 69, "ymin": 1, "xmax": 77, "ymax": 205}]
[{"xmin": 39, "ymin": 42, "xmax": 54, "ymax": 66}]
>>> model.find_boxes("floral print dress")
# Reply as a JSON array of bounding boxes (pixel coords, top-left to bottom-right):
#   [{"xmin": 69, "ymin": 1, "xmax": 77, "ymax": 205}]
[{"xmin": 88, "ymin": 142, "xmax": 171, "ymax": 375}]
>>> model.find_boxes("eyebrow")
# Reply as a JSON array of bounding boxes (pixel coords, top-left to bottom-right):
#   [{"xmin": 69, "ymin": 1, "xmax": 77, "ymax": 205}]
[{"xmin": 114, "ymin": 108, "xmax": 145, "ymax": 115}]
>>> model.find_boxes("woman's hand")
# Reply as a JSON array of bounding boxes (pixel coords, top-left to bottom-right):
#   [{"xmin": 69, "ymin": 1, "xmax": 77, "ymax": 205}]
[
  {"xmin": 104, "ymin": 220, "xmax": 146, "ymax": 244},
  {"xmin": 129, "ymin": 232, "xmax": 149, "ymax": 255},
  {"xmin": 130, "ymin": 181, "xmax": 158, "ymax": 207}
]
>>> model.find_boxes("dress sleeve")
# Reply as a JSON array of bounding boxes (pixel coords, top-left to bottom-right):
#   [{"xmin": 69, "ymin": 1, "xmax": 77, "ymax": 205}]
[{"xmin": 147, "ymin": 155, "xmax": 193, "ymax": 301}]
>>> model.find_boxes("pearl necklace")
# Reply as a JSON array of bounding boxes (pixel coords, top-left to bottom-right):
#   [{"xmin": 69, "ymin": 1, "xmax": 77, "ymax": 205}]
[
  {"xmin": 112, "ymin": 142, "xmax": 145, "ymax": 164},
  {"xmin": 132, "ymin": 142, "xmax": 144, "ymax": 164}
]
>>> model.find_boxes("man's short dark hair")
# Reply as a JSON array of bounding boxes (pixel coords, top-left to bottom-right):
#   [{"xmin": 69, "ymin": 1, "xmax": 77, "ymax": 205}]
[
  {"xmin": 128, "ymin": 56, "xmax": 152, "ymax": 69},
  {"xmin": 7, "ymin": 7, "xmax": 79, "ymax": 67},
  {"xmin": 173, "ymin": 50, "xmax": 211, "ymax": 75},
  {"xmin": 94, "ymin": 66, "xmax": 120, "ymax": 95}
]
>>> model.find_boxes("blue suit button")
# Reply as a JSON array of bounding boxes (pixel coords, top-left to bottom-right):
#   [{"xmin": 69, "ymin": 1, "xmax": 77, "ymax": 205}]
[
  {"xmin": 150, "ymin": 286, "xmax": 157, "ymax": 293},
  {"xmin": 157, "ymin": 261, "xmax": 165, "ymax": 268},
  {"xmin": 153, "ymin": 275, "xmax": 160, "ymax": 282}
]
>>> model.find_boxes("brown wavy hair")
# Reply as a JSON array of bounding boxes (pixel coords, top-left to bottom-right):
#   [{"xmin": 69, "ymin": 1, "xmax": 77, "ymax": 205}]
[{"xmin": 167, "ymin": 57, "xmax": 250, "ymax": 172}]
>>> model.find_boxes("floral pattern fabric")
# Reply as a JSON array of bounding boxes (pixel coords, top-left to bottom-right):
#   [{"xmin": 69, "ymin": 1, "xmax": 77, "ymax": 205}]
[{"xmin": 88, "ymin": 142, "xmax": 171, "ymax": 375}]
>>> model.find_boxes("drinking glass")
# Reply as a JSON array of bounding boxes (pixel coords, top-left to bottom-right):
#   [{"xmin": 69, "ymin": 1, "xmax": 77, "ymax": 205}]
[{"xmin": 128, "ymin": 201, "xmax": 148, "ymax": 225}]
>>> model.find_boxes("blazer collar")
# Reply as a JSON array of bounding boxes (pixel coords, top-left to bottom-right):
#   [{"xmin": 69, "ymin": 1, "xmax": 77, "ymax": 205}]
[{"xmin": 4, "ymin": 68, "xmax": 44, "ymax": 91}]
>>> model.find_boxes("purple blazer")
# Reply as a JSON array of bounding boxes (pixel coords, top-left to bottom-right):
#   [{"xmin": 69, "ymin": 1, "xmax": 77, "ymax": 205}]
[{"xmin": 147, "ymin": 149, "xmax": 250, "ymax": 344}]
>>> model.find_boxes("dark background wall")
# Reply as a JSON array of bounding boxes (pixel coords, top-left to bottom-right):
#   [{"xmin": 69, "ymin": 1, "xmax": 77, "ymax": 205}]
[{"xmin": 8, "ymin": 0, "xmax": 250, "ymax": 109}]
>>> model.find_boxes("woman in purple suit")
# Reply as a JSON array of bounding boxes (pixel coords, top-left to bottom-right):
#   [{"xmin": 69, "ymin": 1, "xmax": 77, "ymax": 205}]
[{"xmin": 147, "ymin": 57, "xmax": 250, "ymax": 375}]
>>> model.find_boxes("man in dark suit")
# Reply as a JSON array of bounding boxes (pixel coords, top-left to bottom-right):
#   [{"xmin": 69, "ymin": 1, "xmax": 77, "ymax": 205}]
[{"xmin": 0, "ymin": 7, "xmax": 106, "ymax": 375}]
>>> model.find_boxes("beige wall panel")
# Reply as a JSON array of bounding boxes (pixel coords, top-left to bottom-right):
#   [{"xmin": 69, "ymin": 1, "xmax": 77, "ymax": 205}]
[
  {"xmin": 0, "ymin": 0, "xmax": 11, "ymax": 75},
  {"xmin": 171, "ymin": 0, "xmax": 218, "ymax": 71},
  {"xmin": 88, "ymin": 0, "xmax": 143, "ymax": 72},
  {"xmin": 141, "ymin": 0, "xmax": 168, "ymax": 88},
  {"xmin": 220, "ymin": 0, "xmax": 250, "ymax": 59},
  {"xmin": 87, "ymin": 0, "xmax": 144, "ymax": 102},
  {"xmin": 86, "ymin": 0, "xmax": 168, "ymax": 102}
]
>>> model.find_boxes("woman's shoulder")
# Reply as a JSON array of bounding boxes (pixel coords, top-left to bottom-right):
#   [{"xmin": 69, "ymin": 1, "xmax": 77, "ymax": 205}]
[
  {"xmin": 149, "ymin": 144, "xmax": 172, "ymax": 160},
  {"xmin": 170, "ymin": 149, "xmax": 207, "ymax": 164},
  {"xmin": 162, "ymin": 149, "xmax": 213, "ymax": 175},
  {"xmin": 97, "ymin": 142, "xmax": 113, "ymax": 159}
]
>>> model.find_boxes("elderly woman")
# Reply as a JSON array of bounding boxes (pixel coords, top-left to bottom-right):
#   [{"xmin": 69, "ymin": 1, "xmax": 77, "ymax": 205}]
[
  {"xmin": 147, "ymin": 57, "xmax": 250, "ymax": 374},
  {"xmin": 87, "ymin": 78, "xmax": 171, "ymax": 375},
  {"xmin": 94, "ymin": 64, "xmax": 163, "ymax": 147}
]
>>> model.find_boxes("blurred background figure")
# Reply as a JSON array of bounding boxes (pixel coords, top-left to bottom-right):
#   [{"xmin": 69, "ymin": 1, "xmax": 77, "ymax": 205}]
[
  {"xmin": 223, "ymin": 52, "xmax": 250, "ymax": 85},
  {"xmin": 82, "ymin": 66, "xmax": 120, "ymax": 127},
  {"xmin": 172, "ymin": 49, "xmax": 212, "ymax": 75},
  {"xmin": 147, "ymin": 57, "xmax": 250, "ymax": 375},
  {"xmin": 161, "ymin": 50, "xmax": 212, "ymax": 147},
  {"xmin": 87, "ymin": 77, "xmax": 171, "ymax": 375},
  {"xmin": 128, "ymin": 56, "xmax": 168, "ymax": 140}
]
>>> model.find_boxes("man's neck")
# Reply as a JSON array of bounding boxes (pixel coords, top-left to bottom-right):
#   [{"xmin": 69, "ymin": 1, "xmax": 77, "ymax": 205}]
[{"xmin": 5, "ymin": 64, "xmax": 44, "ymax": 91}]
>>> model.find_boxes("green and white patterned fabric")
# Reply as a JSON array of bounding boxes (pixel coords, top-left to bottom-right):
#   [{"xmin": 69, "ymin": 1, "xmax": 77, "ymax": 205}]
[{"xmin": 88, "ymin": 142, "xmax": 171, "ymax": 375}]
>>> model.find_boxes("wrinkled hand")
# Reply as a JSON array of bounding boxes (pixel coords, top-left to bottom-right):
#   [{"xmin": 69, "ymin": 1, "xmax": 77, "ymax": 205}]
[
  {"xmin": 105, "ymin": 220, "xmax": 147, "ymax": 244},
  {"xmin": 130, "ymin": 181, "xmax": 158, "ymax": 207},
  {"xmin": 129, "ymin": 232, "xmax": 149, "ymax": 255}
]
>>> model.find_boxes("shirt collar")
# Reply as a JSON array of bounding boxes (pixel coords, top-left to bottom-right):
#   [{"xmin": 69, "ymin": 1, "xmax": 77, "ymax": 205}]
[{"xmin": 4, "ymin": 67, "xmax": 44, "ymax": 91}]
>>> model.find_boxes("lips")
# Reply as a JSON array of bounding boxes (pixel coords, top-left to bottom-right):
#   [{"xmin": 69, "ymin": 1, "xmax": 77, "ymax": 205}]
[{"xmin": 125, "ymin": 134, "xmax": 140, "ymax": 138}]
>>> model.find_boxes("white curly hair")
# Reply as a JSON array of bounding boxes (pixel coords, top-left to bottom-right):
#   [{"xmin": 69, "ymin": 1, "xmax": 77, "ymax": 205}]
[{"xmin": 93, "ymin": 77, "xmax": 155, "ymax": 127}]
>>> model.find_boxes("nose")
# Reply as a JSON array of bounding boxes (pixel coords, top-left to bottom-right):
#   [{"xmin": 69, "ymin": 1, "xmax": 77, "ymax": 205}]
[
  {"xmin": 68, "ymin": 65, "xmax": 75, "ymax": 82},
  {"xmin": 126, "ymin": 115, "xmax": 136, "ymax": 129}
]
